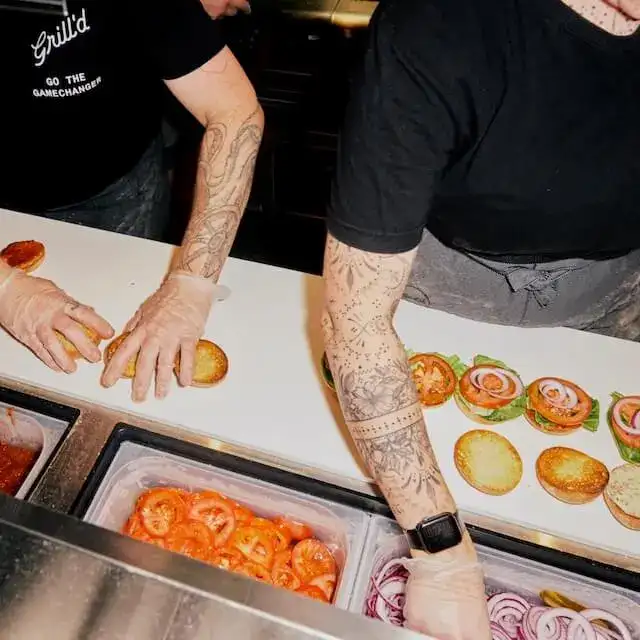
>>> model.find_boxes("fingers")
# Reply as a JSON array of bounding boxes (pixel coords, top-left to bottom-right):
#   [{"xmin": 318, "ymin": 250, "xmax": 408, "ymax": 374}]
[
  {"xmin": 37, "ymin": 325, "xmax": 77, "ymax": 373},
  {"xmin": 177, "ymin": 339, "xmax": 197, "ymax": 388},
  {"xmin": 54, "ymin": 315, "xmax": 102, "ymax": 363},
  {"xmin": 24, "ymin": 335, "xmax": 62, "ymax": 373},
  {"xmin": 132, "ymin": 339, "xmax": 161, "ymax": 403},
  {"xmin": 124, "ymin": 309, "xmax": 142, "ymax": 334},
  {"xmin": 102, "ymin": 331, "xmax": 143, "ymax": 388},
  {"xmin": 155, "ymin": 342, "xmax": 181, "ymax": 400},
  {"xmin": 66, "ymin": 302, "xmax": 114, "ymax": 340},
  {"xmin": 224, "ymin": 6, "xmax": 238, "ymax": 15}
]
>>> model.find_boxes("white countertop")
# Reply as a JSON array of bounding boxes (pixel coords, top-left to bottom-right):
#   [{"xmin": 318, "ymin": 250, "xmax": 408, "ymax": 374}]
[{"xmin": 1, "ymin": 209, "xmax": 639, "ymax": 561}]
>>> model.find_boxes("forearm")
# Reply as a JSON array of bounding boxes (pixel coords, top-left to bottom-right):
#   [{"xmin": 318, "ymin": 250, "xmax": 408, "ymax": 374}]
[
  {"xmin": 322, "ymin": 236, "xmax": 455, "ymax": 530},
  {"xmin": 172, "ymin": 104, "xmax": 264, "ymax": 282}
]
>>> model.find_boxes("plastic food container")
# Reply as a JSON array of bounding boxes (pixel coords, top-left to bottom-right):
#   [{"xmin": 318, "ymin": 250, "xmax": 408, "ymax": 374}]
[
  {"xmin": 0, "ymin": 402, "xmax": 66, "ymax": 498},
  {"xmin": 349, "ymin": 516, "xmax": 640, "ymax": 636},
  {"xmin": 83, "ymin": 441, "xmax": 370, "ymax": 609}
]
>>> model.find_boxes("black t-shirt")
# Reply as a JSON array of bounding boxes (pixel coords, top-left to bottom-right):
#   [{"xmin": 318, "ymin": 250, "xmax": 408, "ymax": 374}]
[
  {"xmin": 328, "ymin": 0, "xmax": 640, "ymax": 262},
  {"xmin": 0, "ymin": 0, "xmax": 225, "ymax": 212}
]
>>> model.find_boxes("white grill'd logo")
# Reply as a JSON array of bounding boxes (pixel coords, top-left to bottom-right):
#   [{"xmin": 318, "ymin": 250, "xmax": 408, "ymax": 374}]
[{"xmin": 31, "ymin": 8, "xmax": 91, "ymax": 68}]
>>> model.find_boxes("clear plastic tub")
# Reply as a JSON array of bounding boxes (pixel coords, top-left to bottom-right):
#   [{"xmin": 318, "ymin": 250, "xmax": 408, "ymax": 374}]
[
  {"xmin": 83, "ymin": 441, "xmax": 370, "ymax": 609},
  {"xmin": 0, "ymin": 402, "xmax": 67, "ymax": 498},
  {"xmin": 350, "ymin": 516, "xmax": 640, "ymax": 636}
]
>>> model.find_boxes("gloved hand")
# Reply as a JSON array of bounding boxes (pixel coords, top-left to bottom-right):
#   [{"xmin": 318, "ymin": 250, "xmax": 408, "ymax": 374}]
[
  {"xmin": 101, "ymin": 273, "xmax": 227, "ymax": 402},
  {"xmin": 0, "ymin": 268, "xmax": 114, "ymax": 373},
  {"xmin": 200, "ymin": 0, "xmax": 251, "ymax": 18},
  {"xmin": 403, "ymin": 542, "xmax": 492, "ymax": 640}
]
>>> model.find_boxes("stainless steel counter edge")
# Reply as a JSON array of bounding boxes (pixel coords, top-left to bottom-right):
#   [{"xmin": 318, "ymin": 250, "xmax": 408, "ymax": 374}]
[
  {"xmin": 2, "ymin": 372, "xmax": 640, "ymax": 576},
  {"xmin": 0, "ymin": 493, "xmax": 425, "ymax": 640}
]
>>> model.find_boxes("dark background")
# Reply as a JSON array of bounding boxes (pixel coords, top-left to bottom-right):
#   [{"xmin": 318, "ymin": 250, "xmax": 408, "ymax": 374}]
[{"xmin": 163, "ymin": 9, "xmax": 369, "ymax": 276}]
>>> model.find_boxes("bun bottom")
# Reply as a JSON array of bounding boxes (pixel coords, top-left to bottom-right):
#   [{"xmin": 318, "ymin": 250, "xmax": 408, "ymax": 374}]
[
  {"xmin": 57, "ymin": 325, "xmax": 102, "ymax": 360},
  {"xmin": 454, "ymin": 394, "xmax": 497, "ymax": 425},
  {"xmin": 175, "ymin": 339, "xmax": 228, "ymax": 387},
  {"xmin": 524, "ymin": 410, "xmax": 581, "ymax": 435},
  {"xmin": 103, "ymin": 334, "xmax": 137, "ymax": 379},
  {"xmin": 604, "ymin": 492, "xmax": 640, "ymax": 531},
  {"xmin": 536, "ymin": 473, "xmax": 600, "ymax": 505}
]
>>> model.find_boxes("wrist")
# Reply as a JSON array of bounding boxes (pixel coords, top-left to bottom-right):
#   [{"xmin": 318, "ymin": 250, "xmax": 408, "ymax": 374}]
[
  {"xmin": 166, "ymin": 271, "xmax": 231, "ymax": 302},
  {"xmin": 409, "ymin": 530, "xmax": 477, "ymax": 564}
]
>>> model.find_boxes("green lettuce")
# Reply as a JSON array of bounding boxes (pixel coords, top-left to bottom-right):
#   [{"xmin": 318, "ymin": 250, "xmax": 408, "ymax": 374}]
[
  {"xmin": 526, "ymin": 393, "xmax": 599, "ymax": 432},
  {"xmin": 456, "ymin": 355, "xmax": 526, "ymax": 422},
  {"xmin": 438, "ymin": 353, "xmax": 467, "ymax": 379},
  {"xmin": 607, "ymin": 392, "xmax": 640, "ymax": 463}
]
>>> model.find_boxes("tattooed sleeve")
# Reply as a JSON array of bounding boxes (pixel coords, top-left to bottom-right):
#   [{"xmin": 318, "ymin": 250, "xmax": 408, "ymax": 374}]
[{"xmin": 323, "ymin": 233, "xmax": 455, "ymax": 529}]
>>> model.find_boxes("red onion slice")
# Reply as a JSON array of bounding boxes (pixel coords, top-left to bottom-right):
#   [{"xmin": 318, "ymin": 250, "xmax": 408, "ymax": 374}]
[
  {"xmin": 470, "ymin": 367, "xmax": 524, "ymax": 400},
  {"xmin": 487, "ymin": 593, "xmax": 531, "ymax": 638},
  {"xmin": 491, "ymin": 621, "xmax": 513, "ymax": 640},
  {"xmin": 581, "ymin": 610, "xmax": 632, "ymax": 640},
  {"xmin": 536, "ymin": 609, "xmax": 595, "ymax": 640},
  {"xmin": 539, "ymin": 379, "xmax": 578, "ymax": 410},
  {"xmin": 611, "ymin": 398, "xmax": 640, "ymax": 437}
]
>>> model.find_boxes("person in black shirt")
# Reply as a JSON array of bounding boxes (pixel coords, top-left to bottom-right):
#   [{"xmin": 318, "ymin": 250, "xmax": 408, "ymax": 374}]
[
  {"xmin": 323, "ymin": 0, "xmax": 639, "ymax": 637},
  {"xmin": 0, "ymin": 0, "xmax": 264, "ymax": 400}
]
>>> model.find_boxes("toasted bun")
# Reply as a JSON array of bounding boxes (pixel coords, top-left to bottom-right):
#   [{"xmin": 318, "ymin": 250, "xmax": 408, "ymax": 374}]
[
  {"xmin": 55, "ymin": 325, "xmax": 102, "ymax": 360},
  {"xmin": 536, "ymin": 447, "xmax": 609, "ymax": 505},
  {"xmin": 524, "ymin": 409, "xmax": 581, "ymax": 436},
  {"xmin": 103, "ymin": 333, "xmax": 137, "ymax": 379},
  {"xmin": 454, "ymin": 393, "xmax": 497, "ymax": 425},
  {"xmin": 454, "ymin": 430, "xmax": 523, "ymax": 496},
  {"xmin": 174, "ymin": 339, "xmax": 228, "ymax": 387},
  {"xmin": 1, "ymin": 240, "xmax": 45, "ymax": 273},
  {"xmin": 604, "ymin": 464, "xmax": 640, "ymax": 531}
]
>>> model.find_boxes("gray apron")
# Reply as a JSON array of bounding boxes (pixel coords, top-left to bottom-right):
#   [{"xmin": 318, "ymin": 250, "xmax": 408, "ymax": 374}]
[{"xmin": 405, "ymin": 229, "xmax": 640, "ymax": 342}]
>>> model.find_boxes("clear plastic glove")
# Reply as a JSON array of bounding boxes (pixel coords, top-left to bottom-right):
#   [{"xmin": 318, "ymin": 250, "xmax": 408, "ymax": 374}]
[
  {"xmin": 201, "ymin": 0, "xmax": 251, "ymax": 18},
  {"xmin": 101, "ymin": 273, "xmax": 227, "ymax": 402},
  {"xmin": 403, "ymin": 546, "xmax": 492, "ymax": 640},
  {"xmin": 0, "ymin": 269, "xmax": 114, "ymax": 373}
]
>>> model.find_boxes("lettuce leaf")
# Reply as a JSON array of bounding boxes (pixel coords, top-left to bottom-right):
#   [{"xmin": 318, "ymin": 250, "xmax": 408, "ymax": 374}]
[
  {"xmin": 473, "ymin": 354, "xmax": 514, "ymax": 372},
  {"xmin": 607, "ymin": 393, "xmax": 640, "ymax": 463},
  {"xmin": 581, "ymin": 399, "xmax": 600, "ymax": 433},
  {"xmin": 437, "ymin": 353, "xmax": 467, "ymax": 379}
]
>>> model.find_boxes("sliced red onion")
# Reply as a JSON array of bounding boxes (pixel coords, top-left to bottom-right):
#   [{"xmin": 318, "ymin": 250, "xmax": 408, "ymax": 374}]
[
  {"xmin": 366, "ymin": 558, "xmax": 408, "ymax": 626},
  {"xmin": 535, "ymin": 609, "xmax": 594, "ymax": 640},
  {"xmin": 491, "ymin": 621, "xmax": 513, "ymax": 640},
  {"xmin": 539, "ymin": 379, "xmax": 578, "ymax": 410},
  {"xmin": 611, "ymin": 398, "xmax": 640, "ymax": 437},
  {"xmin": 470, "ymin": 367, "xmax": 523, "ymax": 400},
  {"xmin": 487, "ymin": 593, "xmax": 531, "ymax": 638},
  {"xmin": 581, "ymin": 610, "xmax": 632, "ymax": 640}
]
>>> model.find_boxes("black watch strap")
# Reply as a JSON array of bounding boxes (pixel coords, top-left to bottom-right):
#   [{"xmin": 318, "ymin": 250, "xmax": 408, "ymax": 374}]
[{"xmin": 405, "ymin": 511, "xmax": 465, "ymax": 554}]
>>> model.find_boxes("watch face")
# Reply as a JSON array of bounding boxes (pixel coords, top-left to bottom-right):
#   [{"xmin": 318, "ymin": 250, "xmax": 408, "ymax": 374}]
[{"xmin": 416, "ymin": 513, "xmax": 463, "ymax": 554}]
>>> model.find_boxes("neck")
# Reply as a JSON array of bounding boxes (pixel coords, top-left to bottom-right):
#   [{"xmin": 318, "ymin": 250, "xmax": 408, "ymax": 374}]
[{"xmin": 562, "ymin": 0, "xmax": 639, "ymax": 35}]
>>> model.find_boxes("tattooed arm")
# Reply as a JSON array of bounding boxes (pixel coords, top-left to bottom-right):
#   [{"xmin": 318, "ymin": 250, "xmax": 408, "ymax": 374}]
[
  {"xmin": 102, "ymin": 48, "xmax": 263, "ymax": 400},
  {"xmin": 166, "ymin": 47, "xmax": 264, "ymax": 282},
  {"xmin": 323, "ymin": 233, "xmax": 476, "ymax": 557}
]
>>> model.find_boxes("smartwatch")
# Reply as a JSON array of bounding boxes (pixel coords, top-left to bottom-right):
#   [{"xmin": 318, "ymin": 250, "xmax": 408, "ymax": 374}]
[{"xmin": 405, "ymin": 512, "xmax": 464, "ymax": 554}]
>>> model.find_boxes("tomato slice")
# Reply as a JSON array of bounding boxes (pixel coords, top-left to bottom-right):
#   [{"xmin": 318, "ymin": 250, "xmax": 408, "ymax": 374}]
[
  {"xmin": 138, "ymin": 488, "xmax": 187, "ymax": 537},
  {"xmin": 210, "ymin": 545, "xmax": 245, "ymax": 571},
  {"xmin": 123, "ymin": 513, "xmax": 154, "ymax": 542},
  {"xmin": 528, "ymin": 377, "xmax": 592, "ymax": 427},
  {"xmin": 230, "ymin": 502, "xmax": 254, "ymax": 525},
  {"xmin": 459, "ymin": 365, "xmax": 521, "ymax": 410},
  {"xmin": 271, "ymin": 549, "xmax": 301, "ymax": 590},
  {"xmin": 409, "ymin": 353, "xmax": 456, "ymax": 407},
  {"xmin": 251, "ymin": 517, "xmax": 291, "ymax": 552},
  {"xmin": 230, "ymin": 526, "xmax": 275, "ymax": 568},
  {"xmin": 611, "ymin": 396, "xmax": 640, "ymax": 449},
  {"xmin": 273, "ymin": 517, "xmax": 314, "ymax": 542},
  {"xmin": 165, "ymin": 521, "xmax": 213, "ymax": 562},
  {"xmin": 189, "ymin": 496, "xmax": 236, "ymax": 547},
  {"xmin": 291, "ymin": 539, "xmax": 336, "ymax": 583},
  {"xmin": 309, "ymin": 573, "xmax": 336, "ymax": 601},
  {"xmin": 295, "ymin": 585, "xmax": 329, "ymax": 602},
  {"xmin": 234, "ymin": 561, "xmax": 273, "ymax": 584}
]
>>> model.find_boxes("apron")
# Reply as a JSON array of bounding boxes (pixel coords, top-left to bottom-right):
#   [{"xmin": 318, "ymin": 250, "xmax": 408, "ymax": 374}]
[{"xmin": 405, "ymin": 228, "xmax": 640, "ymax": 342}]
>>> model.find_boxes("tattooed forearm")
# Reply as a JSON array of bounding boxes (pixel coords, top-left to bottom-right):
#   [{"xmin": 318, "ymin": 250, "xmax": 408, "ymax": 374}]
[
  {"xmin": 173, "ymin": 105, "xmax": 264, "ymax": 282},
  {"xmin": 323, "ymin": 234, "xmax": 455, "ymax": 529}
]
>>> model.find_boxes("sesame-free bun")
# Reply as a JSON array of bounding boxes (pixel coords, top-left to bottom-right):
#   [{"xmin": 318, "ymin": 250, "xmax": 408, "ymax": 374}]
[
  {"xmin": 0, "ymin": 240, "xmax": 45, "ymax": 273},
  {"xmin": 56, "ymin": 325, "xmax": 102, "ymax": 360},
  {"xmin": 454, "ymin": 430, "xmax": 523, "ymax": 496},
  {"xmin": 536, "ymin": 447, "xmax": 609, "ymax": 505},
  {"xmin": 454, "ymin": 394, "xmax": 496, "ymax": 425},
  {"xmin": 174, "ymin": 339, "xmax": 228, "ymax": 387},
  {"xmin": 103, "ymin": 333, "xmax": 137, "ymax": 379},
  {"xmin": 604, "ymin": 464, "xmax": 640, "ymax": 531}
]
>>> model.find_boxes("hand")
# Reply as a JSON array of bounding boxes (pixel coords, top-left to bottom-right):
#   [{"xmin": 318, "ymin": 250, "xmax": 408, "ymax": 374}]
[
  {"xmin": 200, "ymin": 0, "xmax": 251, "ymax": 18},
  {"xmin": 403, "ymin": 540, "xmax": 492, "ymax": 640},
  {"xmin": 0, "ymin": 269, "xmax": 114, "ymax": 373},
  {"xmin": 101, "ymin": 274, "xmax": 219, "ymax": 402}
]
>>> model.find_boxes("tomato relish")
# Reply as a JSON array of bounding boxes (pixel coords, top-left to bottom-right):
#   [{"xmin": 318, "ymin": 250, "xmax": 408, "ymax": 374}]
[
  {"xmin": 0, "ymin": 441, "xmax": 39, "ymax": 495},
  {"xmin": 122, "ymin": 486, "xmax": 338, "ymax": 603}
]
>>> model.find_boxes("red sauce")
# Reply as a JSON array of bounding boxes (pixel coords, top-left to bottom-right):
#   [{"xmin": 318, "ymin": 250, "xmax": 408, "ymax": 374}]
[{"xmin": 0, "ymin": 442, "xmax": 40, "ymax": 496}]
